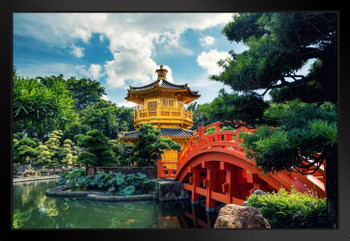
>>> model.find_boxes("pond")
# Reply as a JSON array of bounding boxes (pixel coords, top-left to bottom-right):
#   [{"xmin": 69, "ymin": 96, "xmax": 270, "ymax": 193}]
[{"xmin": 13, "ymin": 179, "xmax": 219, "ymax": 229}]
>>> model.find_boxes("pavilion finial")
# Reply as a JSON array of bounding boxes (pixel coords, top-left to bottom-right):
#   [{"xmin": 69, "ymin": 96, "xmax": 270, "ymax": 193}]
[{"xmin": 155, "ymin": 65, "xmax": 168, "ymax": 80}]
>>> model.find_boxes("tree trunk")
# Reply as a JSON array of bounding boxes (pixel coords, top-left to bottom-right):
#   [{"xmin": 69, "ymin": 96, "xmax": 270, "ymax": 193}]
[
  {"xmin": 37, "ymin": 132, "xmax": 45, "ymax": 143},
  {"xmin": 322, "ymin": 46, "xmax": 338, "ymax": 104},
  {"xmin": 325, "ymin": 146, "xmax": 338, "ymax": 228}
]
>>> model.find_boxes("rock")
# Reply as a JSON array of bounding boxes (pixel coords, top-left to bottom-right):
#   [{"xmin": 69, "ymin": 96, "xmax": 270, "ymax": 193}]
[
  {"xmin": 157, "ymin": 179, "xmax": 189, "ymax": 201},
  {"xmin": 62, "ymin": 166, "xmax": 73, "ymax": 171},
  {"xmin": 22, "ymin": 168, "xmax": 37, "ymax": 177},
  {"xmin": 214, "ymin": 204, "xmax": 270, "ymax": 229},
  {"xmin": 253, "ymin": 189, "xmax": 266, "ymax": 195},
  {"xmin": 13, "ymin": 164, "xmax": 38, "ymax": 177},
  {"xmin": 13, "ymin": 164, "xmax": 26, "ymax": 175}
]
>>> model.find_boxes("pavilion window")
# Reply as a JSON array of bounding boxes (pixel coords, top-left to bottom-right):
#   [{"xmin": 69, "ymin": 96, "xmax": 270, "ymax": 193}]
[
  {"xmin": 163, "ymin": 99, "xmax": 168, "ymax": 105},
  {"xmin": 148, "ymin": 101, "xmax": 157, "ymax": 109},
  {"xmin": 169, "ymin": 100, "xmax": 174, "ymax": 106}
]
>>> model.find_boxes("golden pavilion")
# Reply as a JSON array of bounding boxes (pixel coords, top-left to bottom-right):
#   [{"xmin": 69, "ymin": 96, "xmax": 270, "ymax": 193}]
[{"xmin": 119, "ymin": 65, "xmax": 200, "ymax": 167}]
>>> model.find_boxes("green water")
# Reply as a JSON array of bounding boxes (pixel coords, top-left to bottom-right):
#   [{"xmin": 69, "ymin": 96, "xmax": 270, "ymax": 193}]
[{"xmin": 13, "ymin": 180, "xmax": 217, "ymax": 229}]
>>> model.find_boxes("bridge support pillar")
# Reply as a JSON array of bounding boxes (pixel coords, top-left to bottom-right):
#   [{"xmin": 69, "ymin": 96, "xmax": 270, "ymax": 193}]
[
  {"xmin": 202, "ymin": 162, "xmax": 218, "ymax": 212},
  {"xmin": 188, "ymin": 167, "xmax": 201, "ymax": 204},
  {"xmin": 175, "ymin": 121, "xmax": 326, "ymax": 213},
  {"xmin": 220, "ymin": 162, "xmax": 245, "ymax": 205},
  {"xmin": 220, "ymin": 162, "xmax": 238, "ymax": 203}
]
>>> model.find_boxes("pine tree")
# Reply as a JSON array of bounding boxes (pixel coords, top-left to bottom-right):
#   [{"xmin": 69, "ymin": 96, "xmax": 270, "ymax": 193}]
[
  {"xmin": 133, "ymin": 124, "xmax": 178, "ymax": 167},
  {"xmin": 44, "ymin": 130, "xmax": 63, "ymax": 172}
]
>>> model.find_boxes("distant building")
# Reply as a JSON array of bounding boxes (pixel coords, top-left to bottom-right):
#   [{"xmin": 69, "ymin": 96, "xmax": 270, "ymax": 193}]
[{"xmin": 119, "ymin": 65, "xmax": 200, "ymax": 168}]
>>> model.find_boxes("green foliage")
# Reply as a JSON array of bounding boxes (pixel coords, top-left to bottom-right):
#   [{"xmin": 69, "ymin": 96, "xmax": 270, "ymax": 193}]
[
  {"xmin": 222, "ymin": 13, "xmax": 269, "ymax": 43},
  {"xmin": 79, "ymin": 99, "xmax": 134, "ymax": 139},
  {"xmin": 118, "ymin": 186, "xmax": 136, "ymax": 196},
  {"xmin": 76, "ymin": 152, "xmax": 97, "ymax": 166},
  {"xmin": 133, "ymin": 124, "xmax": 178, "ymax": 166},
  {"xmin": 246, "ymin": 188, "xmax": 329, "ymax": 228},
  {"xmin": 12, "ymin": 68, "xmax": 137, "ymax": 171},
  {"xmin": 13, "ymin": 132, "xmax": 25, "ymax": 141},
  {"xmin": 186, "ymin": 101, "xmax": 211, "ymax": 131},
  {"xmin": 57, "ymin": 169, "xmax": 156, "ymax": 195},
  {"xmin": 215, "ymin": 13, "xmax": 337, "ymax": 103},
  {"xmin": 202, "ymin": 12, "xmax": 337, "ymax": 227},
  {"xmin": 34, "ymin": 130, "xmax": 78, "ymax": 169},
  {"xmin": 43, "ymin": 130, "xmax": 62, "ymax": 169},
  {"xmin": 37, "ymin": 143, "xmax": 51, "ymax": 166},
  {"xmin": 270, "ymin": 61, "xmax": 325, "ymax": 103},
  {"xmin": 61, "ymin": 123, "xmax": 92, "ymax": 145},
  {"xmin": 13, "ymin": 208, "xmax": 33, "ymax": 228},
  {"xmin": 12, "ymin": 137, "xmax": 40, "ymax": 164},
  {"xmin": 13, "ymin": 74, "xmax": 78, "ymax": 140},
  {"xmin": 65, "ymin": 77, "xmax": 106, "ymax": 112},
  {"xmin": 199, "ymin": 90, "xmax": 269, "ymax": 128},
  {"xmin": 57, "ymin": 168, "xmax": 89, "ymax": 190},
  {"xmin": 76, "ymin": 129, "xmax": 117, "ymax": 167},
  {"xmin": 116, "ymin": 143, "xmax": 135, "ymax": 167},
  {"xmin": 204, "ymin": 125, "xmax": 235, "ymax": 135},
  {"xmin": 60, "ymin": 139, "xmax": 78, "ymax": 165},
  {"xmin": 60, "ymin": 100, "xmax": 134, "ymax": 145},
  {"xmin": 239, "ymin": 100, "xmax": 337, "ymax": 174}
]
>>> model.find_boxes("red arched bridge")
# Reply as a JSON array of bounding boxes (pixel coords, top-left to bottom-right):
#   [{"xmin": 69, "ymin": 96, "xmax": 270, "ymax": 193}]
[{"xmin": 157, "ymin": 121, "xmax": 326, "ymax": 212}]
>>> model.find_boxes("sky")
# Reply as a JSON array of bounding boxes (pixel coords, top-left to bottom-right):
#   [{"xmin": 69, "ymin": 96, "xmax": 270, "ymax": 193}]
[{"xmin": 13, "ymin": 13, "xmax": 251, "ymax": 108}]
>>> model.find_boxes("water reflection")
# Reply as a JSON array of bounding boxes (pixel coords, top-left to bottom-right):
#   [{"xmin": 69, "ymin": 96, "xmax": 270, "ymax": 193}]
[
  {"xmin": 180, "ymin": 205, "xmax": 219, "ymax": 228},
  {"xmin": 13, "ymin": 180, "xmax": 218, "ymax": 229}
]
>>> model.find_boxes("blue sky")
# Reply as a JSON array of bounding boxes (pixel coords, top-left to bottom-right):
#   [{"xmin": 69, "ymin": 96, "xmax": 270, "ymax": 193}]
[{"xmin": 13, "ymin": 13, "xmax": 252, "ymax": 107}]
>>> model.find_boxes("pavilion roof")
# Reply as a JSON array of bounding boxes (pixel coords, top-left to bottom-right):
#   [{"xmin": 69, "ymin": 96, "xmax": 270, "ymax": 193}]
[
  {"xmin": 131, "ymin": 79, "xmax": 187, "ymax": 91},
  {"xmin": 125, "ymin": 79, "xmax": 200, "ymax": 104},
  {"xmin": 120, "ymin": 128, "xmax": 194, "ymax": 139},
  {"xmin": 125, "ymin": 65, "xmax": 200, "ymax": 104}
]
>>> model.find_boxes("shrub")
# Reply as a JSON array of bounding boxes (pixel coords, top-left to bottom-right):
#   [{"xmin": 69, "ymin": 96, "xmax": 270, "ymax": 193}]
[
  {"xmin": 57, "ymin": 169, "xmax": 156, "ymax": 195},
  {"xmin": 246, "ymin": 188, "xmax": 329, "ymax": 228}
]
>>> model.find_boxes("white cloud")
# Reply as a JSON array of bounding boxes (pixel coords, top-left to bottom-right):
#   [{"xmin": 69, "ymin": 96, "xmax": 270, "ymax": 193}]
[
  {"xmin": 71, "ymin": 28, "xmax": 91, "ymax": 43},
  {"xmin": 88, "ymin": 64, "xmax": 102, "ymax": 80},
  {"xmin": 151, "ymin": 65, "xmax": 174, "ymax": 83},
  {"xmin": 199, "ymin": 36, "xmax": 215, "ymax": 46},
  {"xmin": 117, "ymin": 101, "xmax": 137, "ymax": 108},
  {"xmin": 101, "ymin": 94, "xmax": 109, "ymax": 101},
  {"xmin": 14, "ymin": 13, "xmax": 234, "ymax": 89},
  {"xmin": 105, "ymin": 49, "xmax": 158, "ymax": 88},
  {"xmin": 99, "ymin": 34, "xmax": 105, "ymax": 42},
  {"xmin": 74, "ymin": 64, "xmax": 105, "ymax": 80},
  {"xmin": 69, "ymin": 44, "xmax": 84, "ymax": 58},
  {"xmin": 197, "ymin": 49, "xmax": 232, "ymax": 75}
]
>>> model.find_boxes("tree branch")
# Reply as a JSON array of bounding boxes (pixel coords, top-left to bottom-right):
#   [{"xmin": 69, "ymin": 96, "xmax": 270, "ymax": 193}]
[
  {"xmin": 294, "ymin": 156, "xmax": 324, "ymax": 175},
  {"xmin": 298, "ymin": 47, "xmax": 324, "ymax": 60},
  {"xmin": 227, "ymin": 120, "xmax": 256, "ymax": 130},
  {"xmin": 252, "ymin": 75, "xmax": 308, "ymax": 98}
]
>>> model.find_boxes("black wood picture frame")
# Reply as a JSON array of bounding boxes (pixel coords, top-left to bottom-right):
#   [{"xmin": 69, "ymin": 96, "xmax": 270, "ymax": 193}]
[{"xmin": 2, "ymin": 0, "xmax": 350, "ymax": 240}]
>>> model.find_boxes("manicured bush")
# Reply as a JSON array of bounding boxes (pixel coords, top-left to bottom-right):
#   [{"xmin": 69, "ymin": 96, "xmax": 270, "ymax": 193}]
[
  {"xmin": 57, "ymin": 169, "xmax": 156, "ymax": 195},
  {"xmin": 246, "ymin": 188, "xmax": 329, "ymax": 228}
]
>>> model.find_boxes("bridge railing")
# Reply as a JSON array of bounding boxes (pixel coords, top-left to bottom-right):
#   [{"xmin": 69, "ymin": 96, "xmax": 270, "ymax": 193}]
[
  {"xmin": 157, "ymin": 158, "xmax": 179, "ymax": 178},
  {"xmin": 157, "ymin": 120, "xmax": 326, "ymax": 197},
  {"xmin": 177, "ymin": 121, "xmax": 255, "ymax": 170}
]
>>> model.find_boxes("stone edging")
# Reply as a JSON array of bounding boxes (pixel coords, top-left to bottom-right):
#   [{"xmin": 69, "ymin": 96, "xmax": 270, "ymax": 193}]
[
  {"xmin": 87, "ymin": 193, "xmax": 153, "ymax": 201},
  {"xmin": 45, "ymin": 186, "xmax": 155, "ymax": 201},
  {"xmin": 13, "ymin": 175, "xmax": 61, "ymax": 183}
]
